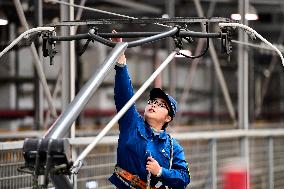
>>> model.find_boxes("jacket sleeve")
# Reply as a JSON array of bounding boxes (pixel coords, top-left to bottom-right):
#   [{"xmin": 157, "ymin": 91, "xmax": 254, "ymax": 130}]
[
  {"xmin": 114, "ymin": 65, "xmax": 140, "ymax": 132},
  {"xmin": 160, "ymin": 139, "xmax": 190, "ymax": 188}
]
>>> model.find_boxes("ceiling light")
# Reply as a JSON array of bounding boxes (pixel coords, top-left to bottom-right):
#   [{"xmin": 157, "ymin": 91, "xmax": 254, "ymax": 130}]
[
  {"xmin": 0, "ymin": 19, "xmax": 8, "ymax": 26},
  {"xmin": 231, "ymin": 5, "xmax": 258, "ymax": 21},
  {"xmin": 0, "ymin": 10, "xmax": 8, "ymax": 26},
  {"xmin": 231, "ymin": 14, "xmax": 242, "ymax": 21},
  {"xmin": 245, "ymin": 13, "xmax": 258, "ymax": 21}
]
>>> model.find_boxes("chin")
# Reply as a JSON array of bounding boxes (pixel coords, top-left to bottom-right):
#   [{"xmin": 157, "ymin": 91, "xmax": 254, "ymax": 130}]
[{"xmin": 144, "ymin": 113, "xmax": 154, "ymax": 120}]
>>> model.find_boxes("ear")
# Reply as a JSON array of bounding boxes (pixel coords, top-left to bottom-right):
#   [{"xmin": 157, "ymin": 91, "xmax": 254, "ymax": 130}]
[{"xmin": 165, "ymin": 115, "xmax": 172, "ymax": 123}]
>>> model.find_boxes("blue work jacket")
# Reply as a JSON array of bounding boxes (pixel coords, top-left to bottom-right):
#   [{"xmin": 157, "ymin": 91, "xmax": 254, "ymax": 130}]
[{"xmin": 109, "ymin": 65, "xmax": 190, "ymax": 189}]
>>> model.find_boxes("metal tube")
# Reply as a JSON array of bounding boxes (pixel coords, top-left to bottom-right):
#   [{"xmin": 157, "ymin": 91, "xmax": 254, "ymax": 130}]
[
  {"xmin": 69, "ymin": 0, "xmax": 77, "ymax": 188},
  {"xmin": 128, "ymin": 27, "xmax": 178, "ymax": 47},
  {"xmin": 50, "ymin": 33, "xmax": 90, "ymax": 42},
  {"xmin": 44, "ymin": 42, "xmax": 128, "ymax": 139},
  {"xmin": 50, "ymin": 31, "xmax": 220, "ymax": 42},
  {"xmin": 99, "ymin": 31, "xmax": 220, "ymax": 38},
  {"xmin": 69, "ymin": 0, "xmax": 76, "ymax": 137},
  {"xmin": 71, "ymin": 51, "xmax": 177, "ymax": 174}
]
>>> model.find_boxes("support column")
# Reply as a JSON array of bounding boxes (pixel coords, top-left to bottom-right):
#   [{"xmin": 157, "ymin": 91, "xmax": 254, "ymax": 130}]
[
  {"xmin": 61, "ymin": 0, "xmax": 72, "ymax": 111},
  {"xmin": 69, "ymin": 0, "xmax": 77, "ymax": 188},
  {"xmin": 268, "ymin": 137, "xmax": 274, "ymax": 189},
  {"xmin": 34, "ymin": 0, "xmax": 44, "ymax": 130},
  {"xmin": 238, "ymin": 0, "xmax": 250, "ymax": 189},
  {"xmin": 51, "ymin": 1, "xmax": 76, "ymax": 188},
  {"xmin": 166, "ymin": 0, "xmax": 176, "ymax": 96},
  {"xmin": 210, "ymin": 139, "xmax": 217, "ymax": 189}
]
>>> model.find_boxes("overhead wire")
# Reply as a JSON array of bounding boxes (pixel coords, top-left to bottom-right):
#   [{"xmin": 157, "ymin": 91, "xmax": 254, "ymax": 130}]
[
  {"xmin": 231, "ymin": 39, "xmax": 284, "ymax": 54},
  {"xmin": 44, "ymin": 0, "xmax": 172, "ymax": 28}
]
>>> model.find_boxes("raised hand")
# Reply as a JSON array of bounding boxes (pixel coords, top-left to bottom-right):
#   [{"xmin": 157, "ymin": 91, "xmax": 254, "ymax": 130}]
[{"xmin": 111, "ymin": 30, "xmax": 126, "ymax": 64}]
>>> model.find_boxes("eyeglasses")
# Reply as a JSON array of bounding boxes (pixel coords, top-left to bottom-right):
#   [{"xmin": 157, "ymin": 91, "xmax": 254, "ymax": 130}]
[{"xmin": 147, "ymin": 99, "xmax": 169, "ymax": 110}]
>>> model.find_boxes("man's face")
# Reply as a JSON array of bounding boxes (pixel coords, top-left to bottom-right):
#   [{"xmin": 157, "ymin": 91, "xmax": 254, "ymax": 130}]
[{"xmin": 144, "ymin": 98, "xmax": 172, "ymax": 126}]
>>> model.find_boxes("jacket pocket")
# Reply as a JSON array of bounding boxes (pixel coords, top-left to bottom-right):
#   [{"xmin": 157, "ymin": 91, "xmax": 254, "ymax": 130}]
[{"xmin": 158, "ymin": 147, "xmax": 171, "ymax": 168}]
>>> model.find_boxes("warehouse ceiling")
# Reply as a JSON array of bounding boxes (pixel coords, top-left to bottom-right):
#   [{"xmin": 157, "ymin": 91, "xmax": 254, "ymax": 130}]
[
  {"xmin": 0, "ymin": 0, "xmax": 283, "ymax": 56},
  {"xmin": 0, "ymin": 1, "xmax": 283, "ymax": 32}
]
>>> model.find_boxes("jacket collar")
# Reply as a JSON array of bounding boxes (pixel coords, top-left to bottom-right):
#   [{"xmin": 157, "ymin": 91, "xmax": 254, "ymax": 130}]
[{"xmin": 138, "ymin": 120, "xmax": 168, "ymax": 140}]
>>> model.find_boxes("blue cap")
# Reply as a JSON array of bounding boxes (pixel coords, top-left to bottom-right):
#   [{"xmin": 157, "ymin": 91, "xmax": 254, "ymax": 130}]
[{"xmin": 149, "ymin": 88, "xmax": 178, "ymax": 119}]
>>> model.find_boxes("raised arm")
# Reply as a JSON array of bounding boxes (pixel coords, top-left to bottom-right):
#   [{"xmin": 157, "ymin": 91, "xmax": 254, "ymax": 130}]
[{"xmin": 112, "ymin": 30, "xmax": 140, "ymax": 132}]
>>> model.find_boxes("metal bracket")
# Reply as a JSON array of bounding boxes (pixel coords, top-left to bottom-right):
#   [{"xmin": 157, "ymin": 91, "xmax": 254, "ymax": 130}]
[
  {"xmin": 220, "ymin": 27, "xmax": 233, "ymax": 56},
  {"xmin": 42, "ymin": 31, "xmax": 57, "ymax": 65},
  {"xmin": 19, "ymin": 138, "xmax": 73, "ymax": 188}
]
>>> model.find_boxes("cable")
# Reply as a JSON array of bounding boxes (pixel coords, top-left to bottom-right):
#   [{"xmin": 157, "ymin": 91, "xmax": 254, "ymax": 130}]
[
  {"xmin": 231, "ymin": 40, "xmax": 284, "ymax": 53},
  {"xmin": 44, "ymin": 0, "xmax": 171, "ymax": 28},
  {"xmin": 0, "ymin": 27, "xmax": 54, "ymax": 59},
  {"xmin": 177, "ymin": 38, "xmax": 208, "ymax": 59},
  {"xmin": 219, "ymin": 23, "xmax": 284, "ymax": 67}
]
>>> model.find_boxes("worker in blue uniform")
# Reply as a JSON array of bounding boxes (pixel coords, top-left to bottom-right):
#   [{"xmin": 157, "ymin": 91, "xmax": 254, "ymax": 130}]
[{"xmin": 108, "ymin": 32, "xmax": 190, "ymax": 189}]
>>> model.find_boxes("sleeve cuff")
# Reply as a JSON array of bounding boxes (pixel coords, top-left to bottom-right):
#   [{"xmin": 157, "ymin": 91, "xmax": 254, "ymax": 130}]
[
  {"xmin": 156, "ymin": 168, "xmax": 163, "ymax": 177},
  {"xmin": 115, "ymin": 62, "xmax": 126, "ymax": 67}
]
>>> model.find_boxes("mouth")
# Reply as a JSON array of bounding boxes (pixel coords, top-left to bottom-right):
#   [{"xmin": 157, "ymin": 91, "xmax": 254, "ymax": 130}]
[{"xmin": 149, "ymin": 108, "xmax": 155, "ymax": 113}]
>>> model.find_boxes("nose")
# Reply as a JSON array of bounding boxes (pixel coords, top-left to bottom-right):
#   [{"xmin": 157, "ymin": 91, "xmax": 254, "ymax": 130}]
[{"xmin": 151, "ymin": 103, "xmax": 156, "ymax": 108}]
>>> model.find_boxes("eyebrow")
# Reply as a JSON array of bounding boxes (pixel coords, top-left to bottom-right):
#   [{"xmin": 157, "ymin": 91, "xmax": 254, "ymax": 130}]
[
  {"xmin": 153, "ymin": 98, "xmax": 165, "ymax": 104},
  {"xmin": 155, "ymin": 98, "xmax": 170, "ymax": 110}
]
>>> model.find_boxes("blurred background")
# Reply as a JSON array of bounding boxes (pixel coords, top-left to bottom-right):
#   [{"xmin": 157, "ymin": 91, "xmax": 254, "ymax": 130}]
[{"xmin": 0, "ymin": 0, "xmax": 284, "ymax": 188}]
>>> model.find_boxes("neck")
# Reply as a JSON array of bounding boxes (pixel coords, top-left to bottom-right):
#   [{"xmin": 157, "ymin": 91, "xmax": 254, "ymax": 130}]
[{"xmin": 146, "ymin": 119, "xmax": 163, "ymax": 131}]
